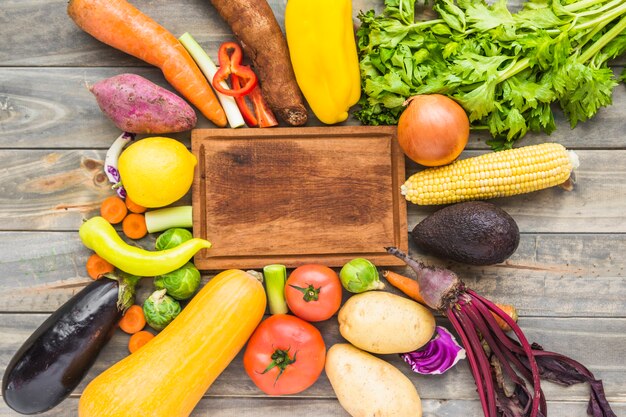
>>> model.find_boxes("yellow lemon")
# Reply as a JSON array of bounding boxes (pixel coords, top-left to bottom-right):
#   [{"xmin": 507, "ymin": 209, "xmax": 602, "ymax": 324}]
[{"xmin": 118, "ymin": 137, "xmax": 196, "ymax": 208}]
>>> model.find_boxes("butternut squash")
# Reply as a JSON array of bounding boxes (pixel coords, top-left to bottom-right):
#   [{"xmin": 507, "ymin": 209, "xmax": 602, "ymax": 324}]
[{"xmin": 78, "ymin": 269, "xmax": 266, "ymax": 417}]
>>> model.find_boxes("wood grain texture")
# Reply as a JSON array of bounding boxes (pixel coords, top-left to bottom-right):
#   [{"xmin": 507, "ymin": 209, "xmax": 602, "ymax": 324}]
[
  {"xmin": 1, "ymin": 68, "xmax": 625, "ymax": 149},
  {"xmin": 0, "ymin": 149, "xmax": 624, "ymax": 233},
  {"xmin": 1, "ymin": 0, "xmax": 624, "ymax": 66},
  {"xmin": 1, "ymin": 231, "xmax": 624, "ymax": 316},
  {"xmin": 1, "ymin": 0, "xmax": 626, "ymax": 415},
  {"xmin": 3, "ymin": 397, "xmax": 624, "ymax": 417},
  {"xmin": 1, "ymin": 315, "xmax": 624, "ymax": 402},
  {"xmin": 192, "ymin": 127, "xmax": 407, "ymax": 268}
]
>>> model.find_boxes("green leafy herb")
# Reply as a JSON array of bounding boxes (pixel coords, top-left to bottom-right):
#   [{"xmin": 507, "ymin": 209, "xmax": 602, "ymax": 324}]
[{"xmin": 356, "ymin": 0, "xmax": 626, "ymax": 149}]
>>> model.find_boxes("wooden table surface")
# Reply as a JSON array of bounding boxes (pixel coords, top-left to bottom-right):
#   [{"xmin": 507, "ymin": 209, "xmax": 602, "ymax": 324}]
[{"xmin": 1, "ymin": 0, "xmax": 625, "ymax": 416}]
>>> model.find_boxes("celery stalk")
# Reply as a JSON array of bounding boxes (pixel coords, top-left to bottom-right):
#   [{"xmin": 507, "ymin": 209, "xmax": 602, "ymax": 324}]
[
  {"xmin": 178, "ymin": 32, "xmax": 245, "ymax": 129},
  {"xmin": 263, "ymin": 264, "xmax": 288, "ymax": 315},
  {"xmin": 145, "ymin": 206, "xmax": 193, "ymax": 233}
]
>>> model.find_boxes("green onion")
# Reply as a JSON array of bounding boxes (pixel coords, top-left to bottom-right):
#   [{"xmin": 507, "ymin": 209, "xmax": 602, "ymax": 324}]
[{"xmin": 145, "ymin": 206, "xmax": 193, "ymax": 233}]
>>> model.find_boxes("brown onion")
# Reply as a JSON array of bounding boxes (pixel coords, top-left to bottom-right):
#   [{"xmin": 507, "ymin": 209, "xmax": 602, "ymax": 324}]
[{"xmin": 397, "ymin": 94, "xmax": 470, "ymax": 167}]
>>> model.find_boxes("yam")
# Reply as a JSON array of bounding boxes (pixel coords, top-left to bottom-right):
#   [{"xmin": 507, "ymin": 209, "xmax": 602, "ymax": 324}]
[
  {"xmin": 209, "ymin": 0, "xmax": 308, "ymax": 126},
  {"xmin": 90, "ymin": 73, "xmax": 197, "ymax": 134}
]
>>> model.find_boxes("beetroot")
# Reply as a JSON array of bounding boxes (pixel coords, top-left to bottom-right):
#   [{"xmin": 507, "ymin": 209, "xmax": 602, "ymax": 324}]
[
  {"xmin": 90, "ymin": 73, "xmax": 197, "ymax": 134},
  {"xmin": 386, "ymin": 247, "xmax": 616, "ymax": 417}
]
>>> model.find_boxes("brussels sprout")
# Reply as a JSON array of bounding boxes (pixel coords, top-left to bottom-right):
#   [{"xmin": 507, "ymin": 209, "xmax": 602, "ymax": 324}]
[
  {"xmin": 339, "ymin": 258, "xmax": 385, "ymax": 293},
  {"xmin": 143, "ymin": 289, "xmax": 181, "ymax": 331},
  {"xmin": 155, "ymin": 228, "xmax": 193, "ymax": 251},
  {"xmin": 154, "ymin": 262, "xmax": 201, "ymax": 300}
]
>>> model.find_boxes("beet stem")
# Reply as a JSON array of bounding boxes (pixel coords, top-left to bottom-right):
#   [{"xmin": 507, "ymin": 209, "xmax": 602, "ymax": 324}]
[
  {"xmin": 468, "ymin": 290, "xmax": 543, "ymax": 417},
  {"xmin": 447, "ymin": 308, "xmax": 492, "ymax": 417},
  {"xmin": 457, "ymin": 301, "xmax": 498, "ymax": 416},
  {"xmin": 464, "ymin": 300, "xmax": 539, "ymax": 416}
]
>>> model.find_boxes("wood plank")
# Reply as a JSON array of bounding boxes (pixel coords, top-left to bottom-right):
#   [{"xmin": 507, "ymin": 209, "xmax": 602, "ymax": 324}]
[
  {"xmin": 406, "ymin": 148, "xmax": 626, "ymax": 234},
  {"xmin": 1, "ymin": 315, "xmax": 624, "ymax": 401},
  {"xmin": 1, "ymin": 67, "xmax": 626, "ymax": 149},
  {"xmin": 1, "ymin": 231, "xmax": 624, "ymax": 316},
  {"xmin": 3, "ymin": 397, "xmax": 624, "ymax": 417},
  {"xmin": 0, "ymin": 149, "xmax": 624, "ymax": 233},
  {"xmin": 1, "ymin": 0, "xmax": 624, "ymax": 66},
  {"xmin": 2, "ymin": 397, "xmax": 625, "ymax": 417},
  {"xmin": 192, "ymin": 126, "xmax": 407, "ymax": 269}
]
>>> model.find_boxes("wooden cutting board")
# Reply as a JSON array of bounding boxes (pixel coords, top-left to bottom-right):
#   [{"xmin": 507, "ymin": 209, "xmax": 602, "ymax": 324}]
[{"xmin": 191, "ymin": 126, "xmax": 408, "ymax": 270}]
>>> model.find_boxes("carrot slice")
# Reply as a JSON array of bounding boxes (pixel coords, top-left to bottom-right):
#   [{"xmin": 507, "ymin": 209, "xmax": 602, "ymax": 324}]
[
  {"xmin": 119, "ymin": 305, "xmax": 146, "ymax": 334},
  {"xmin": 122, "ymin": 213, "xmax": 148, "ymax": 240},
  {"xmin": 125, "ymin": 196, "xmax": 147, "ymax": 214},
  {"xmin": 85, "ymin": 253, "xmax": 115, "ymax": 280},
  {"xmin": 100, "ymin": 195, "xmax": 128, "ymax": 224},
  {"xmin": 128, "ymin": 330, "xmax": 155, "ymax": 353}
]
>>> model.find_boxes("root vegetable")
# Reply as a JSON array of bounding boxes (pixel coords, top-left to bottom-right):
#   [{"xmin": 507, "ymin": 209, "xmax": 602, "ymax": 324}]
[
  {"xmin": 90, "ymin": 74, "xmax": 197, "ymax": 134},
  {"xmin": 338, "ymin": 291, "xmax": 435, "ymax": 354},
  {"xmin": 325, "ymin": 343, "xmax": 422, "ymax": 417},
  {"xmin": 68, "ymin": 0, "xmax": 227, "ymax": 127},
  {"xmin": 386, "ymin": 247, "xmax": 617, "ymax": 417},
  {"xmin": 208, "ymin": 0, "xmax": 308, "ymax": 126}
]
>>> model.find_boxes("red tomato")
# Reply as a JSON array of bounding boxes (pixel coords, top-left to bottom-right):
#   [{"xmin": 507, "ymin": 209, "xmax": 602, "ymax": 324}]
[
  {"xmin": 284, "ymin": 264, "xmax": 342, "ymax": 322},
  {"xmin": 243, "ymin": 314, "xmax": 326, "ymax": 395}
]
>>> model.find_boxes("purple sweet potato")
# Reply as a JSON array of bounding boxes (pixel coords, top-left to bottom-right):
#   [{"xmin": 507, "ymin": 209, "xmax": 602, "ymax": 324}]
[{"xmin": 90, "ymin": 73, "xmax": 197, "ymax": 133}]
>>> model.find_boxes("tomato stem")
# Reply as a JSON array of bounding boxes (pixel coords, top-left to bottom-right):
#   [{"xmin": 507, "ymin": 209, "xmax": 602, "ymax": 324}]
[
  {"xmin": 289, "ymin": 284, "xmax": 321, "ymax": 302},
  {"xmin": 261, "ymin": 347, "xmax": 297, "ymax": 385}
]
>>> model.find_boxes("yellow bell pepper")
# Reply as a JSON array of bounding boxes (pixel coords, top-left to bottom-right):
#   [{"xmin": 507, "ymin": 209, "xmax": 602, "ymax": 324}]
[{"xmin": 285, "ymin": 0, "xmax": 361, "ymax": 125}]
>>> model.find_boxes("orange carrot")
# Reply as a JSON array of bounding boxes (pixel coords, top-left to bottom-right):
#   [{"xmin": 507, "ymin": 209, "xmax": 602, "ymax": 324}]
[
  {"xmin": 382, "ymin": 270, "xmax": 426, "ymax": 305},
  {"xmin": 122, "ymin": 213, "xmax": 148, "ymax": 240},
  {"xmin": 67, "ymin": 0, "xmax": 227, "ymax": 127},
  {"xmin": 383, "ymin": 270, "xmax": 518, "ymax": 332},
  {"xmin": 125, "ymin": 196, "xmax": 146, "ymax": 214},
  {"xmin": 100, "ymin": 195, "xmax": 127, "ymax": 224},
  {"xmin": 128, "ymin": 330, "xmax": 155, "ymax": 353},
  {"xmin": 119, "ymin": 305, "xmax": 146, "ymax": 334},
  {"xmin": 85, "ymin": 253, "xmax": 114, "ymax": 280},
  {"xmin": 492, "ymin": 303, "xmax": 519, "ymax": 332}
]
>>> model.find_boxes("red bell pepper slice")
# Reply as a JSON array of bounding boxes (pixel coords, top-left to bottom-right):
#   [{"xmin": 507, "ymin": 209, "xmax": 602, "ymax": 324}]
[
  {"xmin": 232, "ymin": 74, "xmax": 278, "ymax": 128},
  {"xmin": 212, "ymin": 42, "xmax": 257, "ymax": 97}
]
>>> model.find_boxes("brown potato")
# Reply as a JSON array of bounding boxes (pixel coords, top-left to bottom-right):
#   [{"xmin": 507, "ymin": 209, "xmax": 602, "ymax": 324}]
[
  {"xmin": 326, "ymin": 343, "xmax": 422, "ymax": 417},
  {"xmin": 338, "ymin": 291, "xmax": 436, "ymax": 354}
]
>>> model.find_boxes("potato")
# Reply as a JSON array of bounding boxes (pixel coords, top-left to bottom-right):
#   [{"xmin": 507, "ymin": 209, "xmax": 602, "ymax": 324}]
[
  {"xmin": 325, "ymin": 343, "xmax": 422, "ymax": 417},
  {"xmin": 90, "ymin": 73, "xmax": 197, "ymax": 134},
  {"xmin": 338, "ymin": 291, "xmax": 435, "ymax": 354}
]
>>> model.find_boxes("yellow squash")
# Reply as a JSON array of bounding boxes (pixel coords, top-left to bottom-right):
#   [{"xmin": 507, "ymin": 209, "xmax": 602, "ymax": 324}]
[
  {"xmin": 78, "ymin": 269, "xmax": 266, "ymax": 417},
  {"xmin": 285, "ymin": 0, "xmax": 361, "ymax": 124}
]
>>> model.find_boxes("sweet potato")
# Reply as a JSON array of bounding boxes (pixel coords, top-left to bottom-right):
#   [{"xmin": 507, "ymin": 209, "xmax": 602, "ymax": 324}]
[
  {"xmin": 90, "ymin": 73, "xmax": 197, "ymax": 134},
  {"xmin": 208, "ymin": 0, "xmax": 308, "ymax": 126}
]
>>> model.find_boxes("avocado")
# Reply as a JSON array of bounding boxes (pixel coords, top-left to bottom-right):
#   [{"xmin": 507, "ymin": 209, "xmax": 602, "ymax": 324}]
[{"xmin": 411, "ymin": 201, "xmax": 520, "ymax": 265}]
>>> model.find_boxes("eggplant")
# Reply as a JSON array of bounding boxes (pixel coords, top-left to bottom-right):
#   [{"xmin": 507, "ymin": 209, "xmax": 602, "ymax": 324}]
[{"xmin": 2, "ymin": 273, "xmax": 138, "ymax": 414}]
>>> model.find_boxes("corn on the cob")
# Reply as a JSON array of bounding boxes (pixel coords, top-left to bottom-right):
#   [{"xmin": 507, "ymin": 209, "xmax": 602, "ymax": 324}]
[{"xmin": 402, "ymin": 143, "xmax": 578, "ymax": 205}]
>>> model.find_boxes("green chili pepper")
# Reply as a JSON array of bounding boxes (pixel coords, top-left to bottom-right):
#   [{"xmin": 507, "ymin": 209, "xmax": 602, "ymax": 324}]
[{"xmin": 79, "ymin": 216, "xmax": 211, "ymax": 277}]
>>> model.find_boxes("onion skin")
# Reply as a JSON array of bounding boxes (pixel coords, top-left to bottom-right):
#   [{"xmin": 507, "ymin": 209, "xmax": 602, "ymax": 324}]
[{"xmin": 397, "ymin": 94, "xmax": 470, "ymax": 167}]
